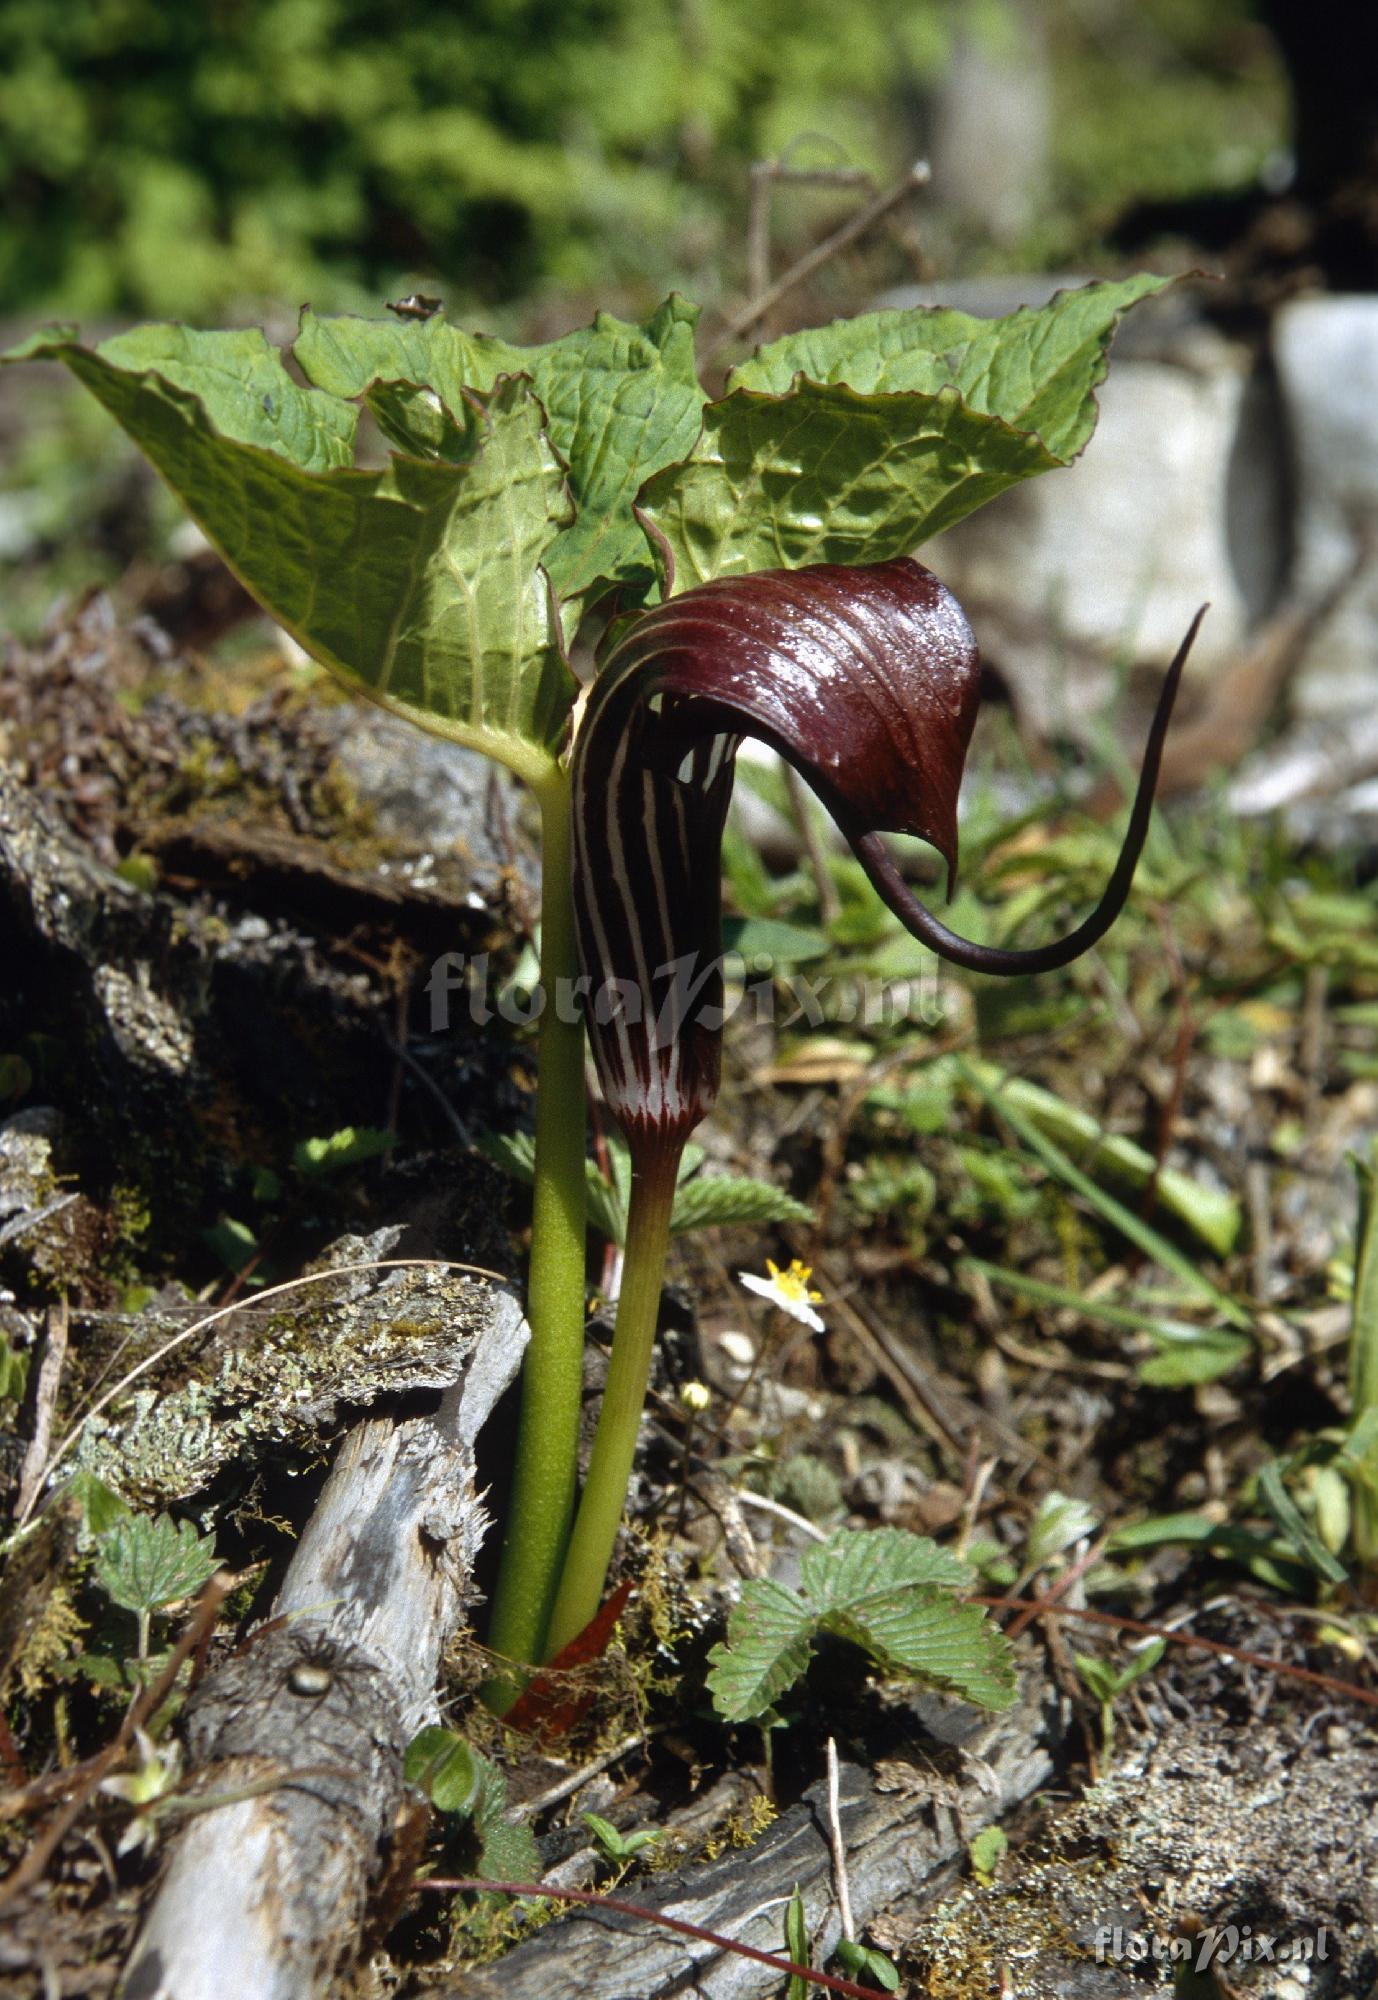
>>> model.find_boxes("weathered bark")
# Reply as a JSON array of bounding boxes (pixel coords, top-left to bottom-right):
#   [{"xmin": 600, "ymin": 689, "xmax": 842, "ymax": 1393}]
[
  {"xmin": 447, "ymin": 1669, "xmax": 1062, "ymax": 2000},
  {"xmin": 122, "ymin": 1290, "xmax": 527, "ymax": 2000}
]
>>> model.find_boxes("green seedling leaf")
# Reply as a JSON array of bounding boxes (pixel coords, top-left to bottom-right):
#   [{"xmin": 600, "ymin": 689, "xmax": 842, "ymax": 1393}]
[
  {"xmin": 1025, "ymin": 1492, "xmax": 1099, "ymax": 1571},
  {"xmin": 963, "ymin": 1062, "xmax": 1240, "ymax": 1257},
  {"xmin": 785, "ymin": 1885, "xmax": 811, "ymax": 2000},
  {"xmin": 405, "ymin": 1726, "xmax": 480, "ymax": 1814},
  {"xmin": 1309, "ymin": 1465, "xmax": 1351, "ymax": 1557},
  {"xmin": 1256, "ymin": 1459, "xmax": 1350, "ymax": 1586},
  {"xmin": 1074, "ymin": 1637, "xmax": 1166, "ymax": 1706},
  {"xmin": 1105, "ymin": 1511, "xmax": 1311, "ymax": 1594},
  {"xmin": 295, "ymin": 297, "xmax": 706, "ymax": 614},
  {"xmin": 0, "ymin": 1333, "xmax": 28, "ymax": 1404},
  {"xmin": 834, "ymin": 1939, "xmax": 901, "ymax": 1992},
  {"xmin": 2, "ymin": 329, "xmax": 576, "ymax": 787},
  {"xmin": 203, "ymin": 1215, "xmax": 260, "ymax": 1278},
  {"xmin": 94, "ymin": 1514, "xmax": 218, "ymax": 1615},
  {"xmin": 707, "ymin": 1527, "xmax": 1015, "ymax": 1723},
  {"xmin": 68, "ymin": 1470, "xmax": 133, "ymax": 1541},
  {"xmin": 1106, "ymin": 1511, "xmax": 1253, "ymax": 1554},
  {"xmin": 958, "ymin": 1058, "xmax": 1251, "ymax": 1331},
  {"xmin": 292, "ymin": 1125, "xmax": 395, "ymax": 1177},
  {"xmin": 967, "ymin": 1824, "xmax": 1008, "ymax": 1884},
  {"xmin": 404, "ymin": 1729, "xmax": 540, "ymax": 1883},
  {"xmin": 581, "ymin": 1811, "xmax": 660, "ymax": 1863}
]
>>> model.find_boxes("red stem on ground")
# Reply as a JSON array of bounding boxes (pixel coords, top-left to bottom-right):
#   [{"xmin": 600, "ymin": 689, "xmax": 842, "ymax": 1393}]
[
  {"xmin": 418, "ymin": 1879, "xmax": 890, "ymax": 1996},
  {"xmin": 979, "ymin": 1594, "xmax": 1378, "ymax": 1709}
]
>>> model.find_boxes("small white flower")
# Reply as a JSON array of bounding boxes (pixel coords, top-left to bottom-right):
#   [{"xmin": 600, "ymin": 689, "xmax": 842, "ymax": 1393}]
[
  {"xmin": 99, "ymin": 1728, "xmax": 182, "ymax": 1856},
  {"xmin": 737, "ymin": 1259, "xmax": 825, "ymax": 1331},
  {"xmin": 678, "ymin": 1379, "xmax": 713, "ymax": 1414}
]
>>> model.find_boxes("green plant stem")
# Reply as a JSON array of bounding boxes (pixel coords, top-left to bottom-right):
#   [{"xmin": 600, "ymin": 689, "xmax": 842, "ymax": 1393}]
[
  {"xmin": 1350, "ymin": 1140, "xmax": 1378, "ymax": 1566},
  {"xmin": 545, "ymin": 1146, "xmax": 679, "ymax": 1658},
  {"xmin": 485, "ymin": 773, "xmax": 589, "ymax": 1688}
]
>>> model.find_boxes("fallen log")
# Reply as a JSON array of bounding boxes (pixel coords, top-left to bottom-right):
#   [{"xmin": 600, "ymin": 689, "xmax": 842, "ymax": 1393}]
[
  {"xmin": 121, "ymin": 1285, "xmax": 527, "ymax": 2000},
  {"xmin": 445, "ymin": 1668, "xmax": 1063, "ymax": 2000}
]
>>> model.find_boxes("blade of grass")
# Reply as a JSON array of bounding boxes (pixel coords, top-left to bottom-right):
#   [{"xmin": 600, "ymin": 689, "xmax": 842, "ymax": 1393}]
[
  {"xmin": 1256, "ymin": 1459, "xmax": 1350, "ymax": 1586},
  {"xmin": 963, "ymin": 1061, "xmax": 1239, "ymax": 1256},
  {"xmin": 961, "ymin": 1256, "xmax": 1210, "ymax": 1340},
  {"xmin": 957, "ymin": 1058, "xmax": 1251, "ymax": 1330},
  {"xmin": 1349, "ymin": 1141, "xmax": 1378, "ymax": 1450}
]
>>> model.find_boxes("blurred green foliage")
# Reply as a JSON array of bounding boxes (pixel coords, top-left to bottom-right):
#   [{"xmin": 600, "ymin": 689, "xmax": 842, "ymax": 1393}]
[
  {"xmin": 0, "ymin": 0, "xmax": 1284, "ymax": 321},
  {"xmin": 0, "ymin": 0, "xmax": 946, "ymax": 317}
]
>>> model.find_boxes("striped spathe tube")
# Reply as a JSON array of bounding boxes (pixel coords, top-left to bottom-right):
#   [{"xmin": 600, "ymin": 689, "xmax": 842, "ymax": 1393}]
[{"xmin": 569, "ymin": 557, "xmax": 1200, "ymax": 1171}]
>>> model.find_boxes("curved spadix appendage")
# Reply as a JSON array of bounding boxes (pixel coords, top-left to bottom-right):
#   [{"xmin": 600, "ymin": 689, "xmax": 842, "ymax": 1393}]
[
  {"xmin": 852, "ymin": 603, "xmax": 1205, "ymax": 975},
  {"xmin": 570, "ymin": 557, "xmax": 1200, "ymax": 1165}
]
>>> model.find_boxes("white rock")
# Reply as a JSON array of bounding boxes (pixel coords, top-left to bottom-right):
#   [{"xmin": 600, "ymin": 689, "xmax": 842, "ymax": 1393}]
[
  {"xmin": 1273, "ymin": 296, "xmax": 1378, "ymax": 720},
  {"xmin": 925, "ymin": 333, "xmax": 1287, "ymax": 736}
]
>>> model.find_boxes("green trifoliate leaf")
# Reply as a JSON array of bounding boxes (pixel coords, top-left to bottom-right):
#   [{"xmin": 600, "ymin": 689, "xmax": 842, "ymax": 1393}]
[
  {"xmin": 93, "ymin": 1513, "xmax": 218, "ymax": 1615},
  {"xmin": 295, "ymin": 296, "xmax": 706, "ymax": 612},
  {"xmin": 2, "ymin": 329, "xmax": 576, "ymax": 786},
  {"xmin": 825, "ymin": 1589, "xmax": 1016, "ymax": 1711},
  {"xmin": 707, "ymin": 1527, "xmax": 1015, "ymax": 1723},
  {"xmin": 729, "ymin": 274, "xmax": 1169, "ymax": 461},
  {"xmin": 640, "ymin": 276, "xmax": 1170, "ymax": 593}
]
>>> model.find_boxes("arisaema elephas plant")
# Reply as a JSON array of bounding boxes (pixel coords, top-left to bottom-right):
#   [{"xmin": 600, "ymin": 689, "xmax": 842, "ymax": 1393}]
[{"xmin": 4, "ymin": 276, "xmax": 1200, "ymax": 1686}]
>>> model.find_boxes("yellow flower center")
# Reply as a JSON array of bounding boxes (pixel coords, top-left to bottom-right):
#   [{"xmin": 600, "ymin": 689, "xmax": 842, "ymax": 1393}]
[{"xmin": 767, "ymin": 1259, "xmax": 823, "ymax": 1306}]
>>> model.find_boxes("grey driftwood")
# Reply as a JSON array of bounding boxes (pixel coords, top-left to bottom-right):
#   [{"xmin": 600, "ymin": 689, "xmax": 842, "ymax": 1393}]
[
  {"xmin": 447, "ymin": 1669, "xmax": 1063, "ymax": 2000},
  {"xmin": 120, "ymin": 1284, "xmax": 527, "ymax": 2000}
]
